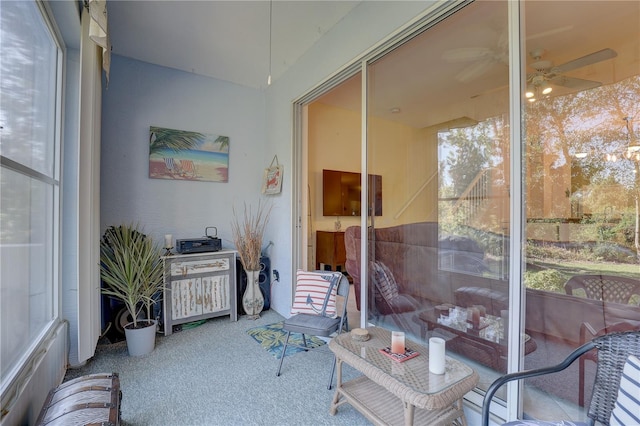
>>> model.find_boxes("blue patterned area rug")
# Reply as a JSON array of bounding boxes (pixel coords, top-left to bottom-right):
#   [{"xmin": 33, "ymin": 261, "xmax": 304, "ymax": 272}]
[{"xmin": 246, "ymin": 321, "xmax": 326, "ymax": 359}]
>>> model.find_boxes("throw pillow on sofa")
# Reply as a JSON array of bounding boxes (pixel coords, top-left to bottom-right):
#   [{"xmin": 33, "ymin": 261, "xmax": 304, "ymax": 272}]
[{"xmin": 371, "ymin": 261, "xmax": 399, "ymax": 303}]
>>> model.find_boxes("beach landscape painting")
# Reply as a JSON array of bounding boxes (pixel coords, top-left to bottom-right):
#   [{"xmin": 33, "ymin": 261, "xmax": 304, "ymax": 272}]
[{"xmin": 149, "ymin": 126, "xmax": 229, "ymax": 182}]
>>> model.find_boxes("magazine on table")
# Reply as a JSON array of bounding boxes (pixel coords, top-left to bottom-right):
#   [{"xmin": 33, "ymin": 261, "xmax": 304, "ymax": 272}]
[{"xmin": 379, "ymin": 346, "xmax": 420, "ymax": 362}]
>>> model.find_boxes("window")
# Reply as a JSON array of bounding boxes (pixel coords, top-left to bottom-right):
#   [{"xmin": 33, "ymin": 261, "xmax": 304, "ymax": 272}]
[{"xmin": 0, "ymin": 0, "xmax": 61, "ymax": 384}]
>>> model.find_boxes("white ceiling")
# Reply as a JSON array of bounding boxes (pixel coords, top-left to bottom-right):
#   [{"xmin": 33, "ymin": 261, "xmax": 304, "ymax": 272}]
[
  {"xmin": 317, "ymin": 1, "xmax": 640, "ymax": 129},
  {"xmin": 107, "ymin": 1, "xmax": 639, "ymax": 129},
  {"xmin": 107, "ymin": 0, "xmax": 361, "ymax": 89}
]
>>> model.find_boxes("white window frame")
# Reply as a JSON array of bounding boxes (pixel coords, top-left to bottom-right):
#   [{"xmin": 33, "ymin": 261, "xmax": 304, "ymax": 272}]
[{"xmin": 0, "ymin": 0, "xmax": 64, "ymax": 394}]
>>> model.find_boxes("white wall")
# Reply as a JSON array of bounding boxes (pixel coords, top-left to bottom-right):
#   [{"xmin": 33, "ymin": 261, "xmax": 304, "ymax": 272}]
[
  {"xmin": 101, "ymin": 55, "xmax": 267, "ymax": 255},
  {"xmin": 264, "ymin": 1, "xmax": 435, "ymax": 315}
]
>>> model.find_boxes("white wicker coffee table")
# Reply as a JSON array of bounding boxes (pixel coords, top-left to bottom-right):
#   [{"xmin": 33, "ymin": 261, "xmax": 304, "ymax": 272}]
[{"xmin": 329, "ymin": 327, "xmax": 479, "ymax": 426}]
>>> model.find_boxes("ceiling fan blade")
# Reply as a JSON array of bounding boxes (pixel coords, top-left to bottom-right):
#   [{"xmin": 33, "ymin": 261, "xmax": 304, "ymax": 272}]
[
  {"xmin": 526, "ymin": 25, "xmax": 574, "ymax": 41},
  {"xmin": 442, "ymin": 47, "xmax": 494, "ymax": 62},
  {"xmin": 551, "ymin": 48, "xmax": 617, "ymax": 74},
  {"xmin": 549, "ymin": 75, "xmax": 602, "ymax": 90},
  {"xmin": 456, "ymin": 59, "xmax": 495, "ymax": 83}
]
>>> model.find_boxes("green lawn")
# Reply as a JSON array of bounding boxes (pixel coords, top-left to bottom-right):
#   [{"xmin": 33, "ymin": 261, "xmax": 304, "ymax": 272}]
[{"xmin": 530, "ymin": 259, "xmax": 639, "ymax": 278}]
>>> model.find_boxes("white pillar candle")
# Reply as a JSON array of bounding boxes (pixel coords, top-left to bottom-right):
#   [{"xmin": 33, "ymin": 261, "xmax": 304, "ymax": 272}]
[
  {"xmin": 164, "ymin": 234, "xmax": 172, "ymax": 248},
  {"xmin": 391, "ymin": 331, "xmax": 405, "ymax": 354},
  {"xmin": 429, "ymin": 337, "xmax": 446, "ymax": 374}
]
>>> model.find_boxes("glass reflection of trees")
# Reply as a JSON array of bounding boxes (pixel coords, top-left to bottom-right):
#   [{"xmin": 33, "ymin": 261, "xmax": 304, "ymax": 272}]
[
  {"xmin": 526, "ymin": 75, "xmax": 640, "ymax": 264},
  {"xmin": 437, "ymin": 75, "xmax": 639, "ymax": 289}
]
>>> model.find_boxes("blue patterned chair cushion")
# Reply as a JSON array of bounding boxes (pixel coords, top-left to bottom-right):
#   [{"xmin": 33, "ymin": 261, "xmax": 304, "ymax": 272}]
[{"xmin": 610, "ymin": 354, "xmax": 640, "ymax": 426}]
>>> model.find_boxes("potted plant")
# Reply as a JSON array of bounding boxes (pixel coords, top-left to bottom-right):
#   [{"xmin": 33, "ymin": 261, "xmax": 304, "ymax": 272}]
[
  {"xmin": 231, "ymin": 201, "xmax": 272, "ymax": 319},
  {"xmin": 100, "ymin": 224, "xmax": 164, "ymax": 356}
]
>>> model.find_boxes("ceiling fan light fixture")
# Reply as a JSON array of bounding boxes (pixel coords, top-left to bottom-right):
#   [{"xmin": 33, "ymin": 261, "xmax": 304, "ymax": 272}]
[
  {"xmin": 525, "ymin": 82, "xmax": 535, "ymax": 99},
  {"xmin": 575, "ymin": 152, "xmax": 588, "ymax": 159},
  {"xmin": 541, "ymin": 82, "xmax": 553, "ymax": 95}
]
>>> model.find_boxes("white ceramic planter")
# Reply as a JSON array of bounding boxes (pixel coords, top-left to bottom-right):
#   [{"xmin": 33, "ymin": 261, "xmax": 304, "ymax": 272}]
[{"xmin": 124, "ymin": 320, "xmax": 157, "ymax": 356}]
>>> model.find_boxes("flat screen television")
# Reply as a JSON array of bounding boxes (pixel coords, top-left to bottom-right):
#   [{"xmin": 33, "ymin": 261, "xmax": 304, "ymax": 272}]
[{"xmin": 322, "ymin": 169, "xmax": 382, "ymax": 216}]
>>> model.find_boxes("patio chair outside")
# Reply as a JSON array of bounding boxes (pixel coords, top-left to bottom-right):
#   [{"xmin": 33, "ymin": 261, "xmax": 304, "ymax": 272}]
[
  {"xmin": 564, "ymin": 275, "xmax": 640, "ymax": 305},
  {"xmin": 481, "ymin": 330, "xmax": 640, "ymax": 426}
]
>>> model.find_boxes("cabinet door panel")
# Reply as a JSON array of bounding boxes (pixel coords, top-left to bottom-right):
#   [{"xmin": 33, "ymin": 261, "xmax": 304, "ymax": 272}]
[
  {"xmin": 202, "ymin": 275, "xmax": 229, "ymax": 313},
  {"xmin": 171, "ymin": 278, "xmax": 202, "ymax": 319}
]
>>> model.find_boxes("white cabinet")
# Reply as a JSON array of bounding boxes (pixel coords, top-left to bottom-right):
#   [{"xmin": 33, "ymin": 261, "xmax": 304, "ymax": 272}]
[{"xmin": 162, "ymin": 251, "xmax": 237, "ymax": 336}]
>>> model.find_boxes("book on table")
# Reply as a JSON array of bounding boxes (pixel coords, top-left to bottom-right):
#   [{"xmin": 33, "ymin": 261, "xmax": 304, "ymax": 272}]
[{"xmin": 379, "ymin": 346, "xmax": 420, "ymax": 362}]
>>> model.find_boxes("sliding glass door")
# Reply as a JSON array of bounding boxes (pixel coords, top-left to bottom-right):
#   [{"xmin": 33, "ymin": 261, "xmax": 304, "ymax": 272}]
[
  {"xmin": 521, "ymin": 1, "xmax": 639, "ymax": 421},
  {"xmin": 297, "ymin": 0, "xmax": 638, "ymax": 422},
  {"xmin": 362, "ymin": 0, "xmax": 639, "ymax": 421},
  {"xmin": 365, "ymin": 0, "xmax": 512, "ymax": 394}
]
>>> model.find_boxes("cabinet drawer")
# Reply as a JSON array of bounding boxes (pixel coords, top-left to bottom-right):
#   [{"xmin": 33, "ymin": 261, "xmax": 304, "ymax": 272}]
[{"xmin": 170, "ymin": 257, "xmax": 230, "ymax": 276}]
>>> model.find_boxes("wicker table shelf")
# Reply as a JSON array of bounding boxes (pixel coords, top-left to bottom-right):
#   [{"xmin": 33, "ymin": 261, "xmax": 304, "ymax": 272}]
[{"xmin": 329, "ymin": 327, "xmax": 479, "ymax": 426}]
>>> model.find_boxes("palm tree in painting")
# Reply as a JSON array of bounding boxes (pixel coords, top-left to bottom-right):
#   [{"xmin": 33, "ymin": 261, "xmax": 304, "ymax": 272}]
[
  {"xmin": 214, "ymin": 135, "xmax": 229, "ymax": 152},
  {"xmin": 149, "ymin": 126, "xmax": 205, "ymax": 155}
]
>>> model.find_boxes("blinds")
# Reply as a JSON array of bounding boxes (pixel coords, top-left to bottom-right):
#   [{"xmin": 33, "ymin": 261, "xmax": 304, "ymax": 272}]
[{"xmin": 88, "ymin": 0, "xmax": 110, "ymax": 82}]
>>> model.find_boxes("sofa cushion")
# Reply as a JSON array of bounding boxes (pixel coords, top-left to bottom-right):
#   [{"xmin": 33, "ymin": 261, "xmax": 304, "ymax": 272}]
[
  {"xmin": 291, "ymin": 270, "xmax": 341, "ymax": 318},
  {"xmin": 455, "ymin": 286, "xmax": 508, "ymax": 317},
  {"xmin": 386, "ymin": 294, "xmax": 422, "ymax": 312}
]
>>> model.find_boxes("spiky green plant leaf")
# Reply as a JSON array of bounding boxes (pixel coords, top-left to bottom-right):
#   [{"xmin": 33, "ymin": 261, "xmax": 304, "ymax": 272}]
[{"xmin": 100, "ymin": 224, "xmax": 164, "ymax": 328}]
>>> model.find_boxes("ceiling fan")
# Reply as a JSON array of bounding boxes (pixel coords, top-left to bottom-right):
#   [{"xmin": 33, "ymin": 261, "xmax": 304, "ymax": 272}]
[
  {"xmin": 526, "ymin": 48, "xmax": 617, "ymax": 98},
  {"xmin": 442, "ymin": 30, "xmax": 509, "ymax": 83},
  {"xmin": 442, "ymin": 26, "xmax": 575, "ymax": 83}
]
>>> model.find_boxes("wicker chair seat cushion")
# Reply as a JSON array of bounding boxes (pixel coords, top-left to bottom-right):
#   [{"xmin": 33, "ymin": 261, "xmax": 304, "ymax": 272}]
[{"xmin": 610, "ymin": 354, "xmax": 640, "ymax": 426}]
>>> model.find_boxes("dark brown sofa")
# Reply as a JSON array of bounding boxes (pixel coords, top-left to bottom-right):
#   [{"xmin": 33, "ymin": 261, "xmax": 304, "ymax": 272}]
[
  {"xmin": 344, "ymin": 222, "xmax": 489, "ymax": 312},
  {"xmin": 344, "ymin": 222, "xmax": 640, "ymax": 344}
]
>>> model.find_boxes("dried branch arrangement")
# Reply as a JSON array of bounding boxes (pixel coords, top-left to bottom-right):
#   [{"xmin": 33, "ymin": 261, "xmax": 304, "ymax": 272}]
[{"xmin": 231, "ymin": 201, "xmax": 272, "ymax": 271}]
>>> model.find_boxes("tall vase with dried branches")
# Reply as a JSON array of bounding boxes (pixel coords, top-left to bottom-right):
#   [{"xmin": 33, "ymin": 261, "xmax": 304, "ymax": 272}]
[{"xmin": 231, "ymin": 201, "xmax": 272, "ymax": 319}]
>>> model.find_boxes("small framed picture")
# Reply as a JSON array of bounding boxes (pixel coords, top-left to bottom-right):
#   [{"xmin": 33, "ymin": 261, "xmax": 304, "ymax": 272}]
[{"xmin": 262, "ymin": 164, "xmax": 283, "ymax": 195}]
